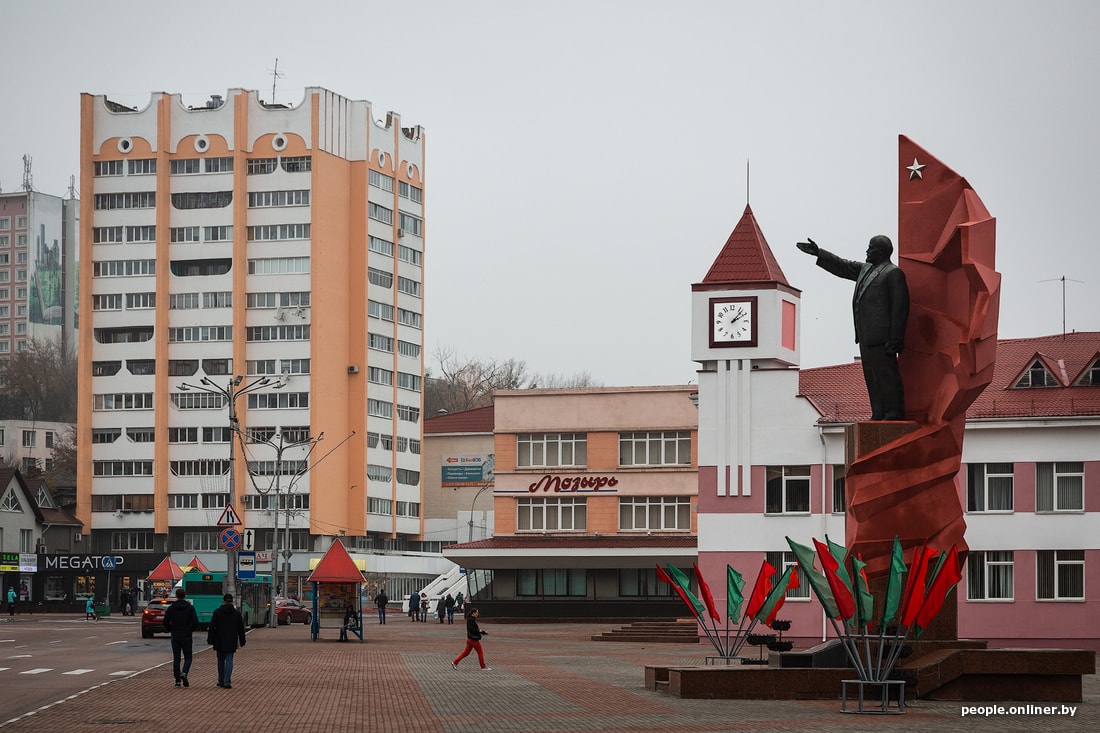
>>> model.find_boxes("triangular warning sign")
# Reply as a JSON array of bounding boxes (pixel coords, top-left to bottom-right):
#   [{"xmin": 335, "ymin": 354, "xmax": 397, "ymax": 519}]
[{"xmin": 216, "ymin": 503, "xmax": 242, "ymax": 526}]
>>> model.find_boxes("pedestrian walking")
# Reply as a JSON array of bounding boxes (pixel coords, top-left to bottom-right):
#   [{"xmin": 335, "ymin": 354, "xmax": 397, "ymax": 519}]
[
  {"xmin": 451, "ymin": 606, "xmax": 491, "ymax": 670},
  {"xmin": 7, "ymin": 586, "xmax": 16, "ymax": 616},
  {"xmin": 374, "ymin": 588, "xmax": 388, "ymax": 624},
  {"xmin": 163, "ymin": 588, "xmax": 199, "ymax": 687},
  {"xmin": 207, "ymin": 593, "xmax": 246, "ymax": 689},
  {"xmin": 445, "ymin": 593, "xmax": 456, "ymax": 624},
  {"xmin": 85, "ymin": 597, "xmax": 98, "ymax": 621},
  {"xmin": 409, "ymin": 591, "xmax": 420, "ymax": 622}
]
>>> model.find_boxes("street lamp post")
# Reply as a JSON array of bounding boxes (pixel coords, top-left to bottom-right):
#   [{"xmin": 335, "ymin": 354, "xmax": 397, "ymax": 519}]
[
  {"xmin": 178, "ymin": 374, "xmax": 285, "ymax": 599},
  {"xmin": 467, "ymin": 455, "xmax": 495, "ymax": 543}
]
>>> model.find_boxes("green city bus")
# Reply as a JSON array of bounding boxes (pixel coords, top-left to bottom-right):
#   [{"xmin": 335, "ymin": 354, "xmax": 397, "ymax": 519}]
[{"xmin": 180, "ymin": 570, "xmax": 272, "ymax": 629}]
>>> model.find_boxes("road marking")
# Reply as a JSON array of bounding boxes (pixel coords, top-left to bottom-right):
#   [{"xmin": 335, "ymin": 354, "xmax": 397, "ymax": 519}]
[
  {"xmin": 7, "ymin": 654, "xmax": 31, "ymax": 659},
  {"xmin": 110, "ymin": 670, "xmax": 136, "ymax": 676},
  {"xmin": 0, "ymin": 667, "xmax": 8, "ymax": 671},
  {"xmin": 63, "ymin": 669, "xmax": 95, "ymax": 675},
  {"xmin": 105, "ymin": 640, "xmax": 128, "ymax": 646},
  {"xmin": 20, "ymin": 668, "xmax": 52, "ymax": 675}
]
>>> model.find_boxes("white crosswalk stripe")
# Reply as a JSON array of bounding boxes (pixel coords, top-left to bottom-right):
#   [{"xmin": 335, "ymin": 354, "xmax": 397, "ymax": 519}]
[
  {"xmin": 20, "ymin": 668, "xmax": 52, "ymax": 674},
  {"xmin": 63, "ymin": 669, "xmax": 95, "ymax": 675},
  {"xmin": 110, "ymin": 670, "xmax": 136, "ymax": 676}
]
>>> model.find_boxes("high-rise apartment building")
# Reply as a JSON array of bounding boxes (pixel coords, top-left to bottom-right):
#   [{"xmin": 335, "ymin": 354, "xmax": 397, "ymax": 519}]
[
  {"xmin": 77, "ymin": 88, "xmax": 426, "ymax": 566},
  {"xmin": 0, "ymin": 190, "xmax": 78, "ymax": 358}
]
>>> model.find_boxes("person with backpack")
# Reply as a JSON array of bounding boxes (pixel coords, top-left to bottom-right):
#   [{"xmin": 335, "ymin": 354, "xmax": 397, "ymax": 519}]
[
  {"xmin": 207, "ymin": 593, "xmax": 246, "ymax": 688},
  {"xmin": 163, "ymin": 588, "xmax": 199, "ymax": 687}
]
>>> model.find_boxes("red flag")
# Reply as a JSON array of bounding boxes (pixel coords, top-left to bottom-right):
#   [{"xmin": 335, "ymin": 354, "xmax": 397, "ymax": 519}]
[
  {"xmin": 915, "ymin": 546, "xmax": 962, "ymax": 630},
  {"xmin": 900, "ymin": 545, "xmax": 937, "ymax": 626},
  {"xmin": 763, "ymin": 567, "xmax": 799, "ymax": 627},
  {"xmin": 693, "ymin": 562, "xmax": 721, "ymax": 622},
  {"xmin": 656, "ymin": 564, "xmax": 698, "ymax": 617},
  {"xmin": 744, "ymin": 560, "xmax": 777, "ymax": 620},
  {"xmin": 814, "ymin": 538, "xmax": 855, "ymax": 621}
]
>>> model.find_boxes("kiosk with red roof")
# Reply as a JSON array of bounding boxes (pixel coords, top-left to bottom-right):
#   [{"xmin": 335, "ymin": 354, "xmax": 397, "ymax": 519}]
[{"xmin": 307, "ymin": 540, "xmax": 366, "ymax": 642}]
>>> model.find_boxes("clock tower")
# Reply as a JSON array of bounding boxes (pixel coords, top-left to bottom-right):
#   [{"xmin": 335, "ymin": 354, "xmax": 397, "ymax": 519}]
[{"xmin": 691, "ymin": 204, "xmax": 801, "ymax": 496}]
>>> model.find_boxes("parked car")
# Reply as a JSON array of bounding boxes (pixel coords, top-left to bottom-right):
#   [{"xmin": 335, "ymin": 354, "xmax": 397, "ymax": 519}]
[
  {"xmin": 274, "ymin": 598, "xmax": 312, "ymax": 625},
  {"xmin": 141, "ymin": 597, "xmax": 172, "ymax": 638}
]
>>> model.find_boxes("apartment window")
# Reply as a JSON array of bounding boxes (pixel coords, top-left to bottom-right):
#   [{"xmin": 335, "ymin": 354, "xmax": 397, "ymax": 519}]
[
  {"xmin": 247, "ymin": 223, "xmax": 311, "ymax": 241},
  {"xmin": 245, "ymin": 324, "xmax": 309, "ymax": 341},
  {"xmin": 171, "ymin": 158, "xmax": 202, "ymax": 175},
  {"xmin": 127, "ymin": 225, "xmax": 156, "ymax": 243},
  {"xmin": 92, "ymin": 361, "xmax": 123, "ymax": 377},
  {"xmin": 368, "ymin": 236, "xmax": 393, "ymax": 257},
  {"xmin": 93, "ymin": 393, "xmax": 154, "ymax": 410},
  {"xmin": 171, "ymin": 227, "xmax": 201, "ymax": 243},
  {"xmin": 367, "ymin": 399, "xmax": 392, "ymax": 418},
  {"xmin": 619, "ymin": 496, "xmax": 690, "ymax": 531},
  {"xmin": 171, "ymin": 259, "xmax": 231, "ymax": 277},
  {"xmin": 127, "ymin": 428, "xmax": 155, "ymax": 443},
  {"xmin": 396, "ymin": 468, "xmax": 420, "ymax": 486},
  {"xmin": 280, "ymin": 358, "xmax": 310, "ymax": 375},
  {"xmin": 397, "ymin": 244, "xmax": 421, "ymax": 266},
  {"xmin": 397, "ymin": 404, "xmax": 420, "ymax": 423},
  {"xmin": 204, "ymin": 225, "xmax": 233, "ymax": 242},
  {"xmin": 765, "ymin": 466, "xmax": 811, "ymax": 514},
  {"xmin": 204, "ymin": 157, "xmax": 233, "ymax": 173},
  {"xmin": 0, "ymin": 217, "xmax": 7, "ymax": 229},
  {"xmin": 368, "ymin": 203, "xmax": 393, "ymax": 224},
  {"xmin": 396, "ymin": 501, "xmax": 420, "ymax": 518},
  {"xmin": 127, "ymin": 359, "xmax": 155, "ymax": 375},
  {"xmin": 246, "ymin": 392, "xmax": 309, "ymax": 409},
  {"xmin": 367, "ymin": 332, "xmax": 393, "ymax": 352},
  {"xmin": 397, "ymin": 340, "xmax": 420, "ymax": 358},
  {"xmin": 247, "ymin": 157, "xmax": 277, "ymax": 175},
  {"xmin": 280, "ymin": 156, "xmax": 311, "ymax": 173},
  {"xmin": 367, "ymin": 267, "xmax": 393, "ymax": 288},
  {"xmin": 168, "ymin": 427, "xmax": 199, "ymax": 443},
  {"xmin": 397, "ymin": 372, "xmax": 421, "ymax": 391},
  {"xmin": 93, "ymin": 226, "xmax": 125, "ymax": 244},
  {"xmin": 247, "ymin": 257, "xmax": 310, "ymax": 275},
  {"xmin": 22, "ymin": 430, "xmax": 36, "ymax": 448},
  {"xmin": 765, "ymin": 551, "xmax": 811, "ymax": 599},
  {"xmin": 168, "ymin": 494, "xmax": 199, "ymax": 509},
  {"xmin": 367, "ymin": 367, "xmax": 393, "ymax": 386},
  {"xmin": 169, "ymin": 460, "xmax": 230, "ymax": 477},
  {"xmin": 168, "ymin": 325, "xmax": 232, "ymax": 342},
  {"xmin": 518, "ymin": 497, "xmax": 586, "ymax": 531},
  {"xmin": 111, "ymin": 532, "xmax": 154, "ymax": 551},
  {"xmin": 172, "ymin": 392, "xmax": 228, "ymax": 410},
  {"xmin": 1036, "ymin": 462, "xmax": 1084, "ymax": 512},
  {"xmin": 368, "ymin": 300, "xmax": 394, "ymax": 321},
  {"xmin": 168, "ymin": 359, "xmax": 199, "ymax": 376},
  {"xmin": 94, "ymin": 192, "xmax": 156, "ymax": 210},
  {"xmin": 396, "ymin": 308, "xmax": 421, "ymax": 328},
  {"xmin": 247, "ymin": 189, "xmax": 310, "ymax": 208},
  {"xmin": 91, "ymin": 428, "xmax": 121, "ymax": 444},
  {"xmin": 369, "ymin": 170, "xmax": 394, "ymax": 192},
  {"xmin": 397, "ymin": 276, "xmax": 421, "ymax": 297},
  {"xmin": 45, "ymin": 431, "xmax": 54, "ymax": 449},
  {"xmin": 92, "ymin": 294, "xmax": 123, "ymax": 311},
  {"xmin": 367, "ymin": 465, "xmax": 392, "ymax": 482},
  {"xmin": 204, "ymin": 427, "xmax": 233, "ymax": 443},
  {"xmin": 94, "ymin": 160, "xmax": 124, "ymax": 176},
  {"xmin": 831, "ymin": 467, "xmax": 846, "ymax": 514},
  {"xmin": 517, "ymin": 433, "xmax": 587, "ymax": 467},
  {"xmin": 182, "ymin": 532, "xmax": 220, "ymax": 552},
  {"xmin": 966, "ymin": 551, "xmax": 1014, "ymax": 601},
  {"xmin": 619, "ymin": 431, "xmax": 691, "ymax": 466},
  {"xmin": 128, "ymin": 158, "xmax": 156, "ymax": 175},
  {"xmin": 93, "ymin": 259, "xmax": 155, "ymax": 277},
  {"xmin": 171, "ymin": 191, "xmax": 233, "ymax": 209},
  {"xmin": 398, "ymin": 212, "xmax": 422, "ymax": 236},
  {"xmin": 967, "ymin": 463, "xmax": 1014, "ymax": 512},
  {"xmin": 247, "ymin": 359, "xmax": 277, "ymax": 376},
  {"xmin": 368, "ymin": 497, "xmax": 392, "ymax": 515},
  {"xmin": 92, "ymin": 461, "xmax": 154, "ymax": 477},
  {"xmin": 95, "ymin": 326, "xmax": 154, "ymax": 344},
  {"xmin": 203, "ymin": 291, "xmax": 232, "ymax": 308},
  {"xmin": 398, "ymin": 180, "xmax": 422, "ymax": 203},
  {"xmin": 1036, "ymin": 550, "xmax": 1084, "ymax": 600},
  {"xmin": 126, "ymin": 292, "xmax": 156, "ymax": 309}
]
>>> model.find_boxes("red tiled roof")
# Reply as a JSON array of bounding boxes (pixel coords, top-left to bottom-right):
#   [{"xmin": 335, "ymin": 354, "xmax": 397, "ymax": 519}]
[
  {"xmin": 308, "ymin": 540, "xmax": 366, "ymax": 583},
  {"xmin": 696, "ymin": 204, "xmax": 791, "ymax": 287},
  {"xmin": 423, "ymin": 405, "xmax": 495, "ymax": 434},
  {"xmin": 798, "ymin": 332, "xmax": 1100, "ymax": 422},
  {"xmin": 448, "ymin": 534, "xmax": 697, "ymax": 551},
  {"xmin": 38, "ymin": 507, "xmax": 81, "ymax": 527}
]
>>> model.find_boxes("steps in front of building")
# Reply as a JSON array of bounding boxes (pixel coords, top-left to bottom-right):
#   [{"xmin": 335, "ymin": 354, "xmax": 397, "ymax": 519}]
[{"xmin": 592, "ymin": 619, "xmax": 701, "ymax": 643}]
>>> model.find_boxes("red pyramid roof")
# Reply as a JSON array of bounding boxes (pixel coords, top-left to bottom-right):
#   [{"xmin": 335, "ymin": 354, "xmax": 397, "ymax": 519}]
[
  {"xmin": 697, "ymin": 204, "xmax": 791, "ymax": 287},
  {"xmin": 307, "ymin": 540, "xmax": 366, "ymax": 583},
  {"xmin": 186, "ymin": 556, "xmax": 210, "ymax": 572},
  {"xmin": 146, "ymin": 556, "xmax": 184, "ymax": 582}
]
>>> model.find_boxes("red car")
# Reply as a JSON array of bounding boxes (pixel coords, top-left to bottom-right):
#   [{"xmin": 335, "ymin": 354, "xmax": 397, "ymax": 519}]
[
  {"xmin": 274, "ymin": 598, "xmax": 312, "ymax": 625},
  {"xmin": 141, "ymin": 597, "xmax": 172, "ymax": 639}
]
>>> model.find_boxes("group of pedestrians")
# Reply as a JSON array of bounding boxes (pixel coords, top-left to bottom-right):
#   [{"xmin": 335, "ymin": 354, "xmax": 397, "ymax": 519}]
[
  {"xmin": 406, "ymin": 591, "xmax": 461, "ymax": 623},
  {"xmin": 163, "ymin": 588, "xmax": 246, "ymax": 689}
]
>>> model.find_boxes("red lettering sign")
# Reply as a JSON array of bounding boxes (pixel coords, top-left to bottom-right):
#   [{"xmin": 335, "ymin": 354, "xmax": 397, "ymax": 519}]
[{"xmin": 528, "ymin": 474, "xmax": 619, "ymax": 493}]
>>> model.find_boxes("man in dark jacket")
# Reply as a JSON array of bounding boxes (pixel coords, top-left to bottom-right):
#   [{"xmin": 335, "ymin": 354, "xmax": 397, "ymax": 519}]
[
  {"xmin": 207, "ymin": 593, "xmax": 247, "ymax": 688},
  {"xmin": 163, "ymin": 588, "xmax": 199, "ymax": 687},
  {"xmin": 797, "ymin": 236, "xmax": 910, "ymax": 420}
]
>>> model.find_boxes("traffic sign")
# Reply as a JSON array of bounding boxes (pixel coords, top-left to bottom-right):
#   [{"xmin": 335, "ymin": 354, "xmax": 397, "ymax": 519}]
[
  {"xmin": 242, "ymin": 528, "xmax": 255, "ymax": 551},
  {"xmin": 220, "ymin": 528, "xmax": 242, "ymax": 550},
  {"xmin": 217, "ymin": 503, "xmax": 242, "ymax": 527},
  {"xmin": 237, "ymin": 551, "xmax": 256, "ymax": 579}
]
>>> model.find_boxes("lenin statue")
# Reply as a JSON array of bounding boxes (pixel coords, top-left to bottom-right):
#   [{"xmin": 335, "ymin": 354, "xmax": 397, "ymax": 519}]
[{"xmin": 797, "ymin": 236, "xmax": 909, "ymax": 420}]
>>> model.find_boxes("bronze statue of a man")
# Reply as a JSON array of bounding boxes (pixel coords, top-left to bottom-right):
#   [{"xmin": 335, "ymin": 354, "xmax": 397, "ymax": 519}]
[{"xmin": 797, "ymin": 236, "xmax": 909, "ymax": 420}]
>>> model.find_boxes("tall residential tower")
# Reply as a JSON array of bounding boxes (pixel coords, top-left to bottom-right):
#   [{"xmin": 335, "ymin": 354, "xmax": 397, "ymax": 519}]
[{"xmin": 78, "ymin": 88, "xmax": 426, "ymax": 566}]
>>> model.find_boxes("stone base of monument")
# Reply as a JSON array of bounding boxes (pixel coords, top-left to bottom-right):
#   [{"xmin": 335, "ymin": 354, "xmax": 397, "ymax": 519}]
[{"xmin": 645, "ymin": 644, "xmax": 1095, "ymax": 701}]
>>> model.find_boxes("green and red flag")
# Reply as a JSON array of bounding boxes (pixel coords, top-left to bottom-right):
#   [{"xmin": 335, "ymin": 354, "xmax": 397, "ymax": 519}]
[
  {"xmin": 915, "ymin": 545, "xmax": 962, "ymax": 633},
  {"xmin": 900, "ymin": 545, "xmax": 937, "ymax": 626},
  {"xmin": 851, "ymin": 553, "xmax": 875, "ymax": 628},
  {"xmin": 881, "ymin": 536, "xmax": 908, "ymax": 626},
  {"xmin": 726, "ymin": 565, "xmax": 746, "ymax": 621},
  {"xmin": 786, "ymin": 537, "xmax": 840, "ymax": 619},
  {"xmin": 692, "ymin": 562, "xmax": 721, "ymax": 622},
  {"xmin": 756, "ymin": 565, "xmax": 799, "ymax": 627},
  {"xmin": 657, "ymin": 564, "xmax": 700, "ymax": 619},
  {"xmin": 814, "ymin": 538, "xmax": 856, "ymax": 621},
  {"xmin": 666, "ymin": 563, "xmax": 707, "ymax": 619},
  {"xmin": 824, "ymin": 535, "xmax": 854, "ymax": 591},
  {"xmin": 744, "ymin": 560, "xmax": 777, "ymax": 620}
]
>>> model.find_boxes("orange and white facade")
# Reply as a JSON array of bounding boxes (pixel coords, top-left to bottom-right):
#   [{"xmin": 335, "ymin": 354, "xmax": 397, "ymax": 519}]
[{"xmin": 77, "ymin": 88, "xmax": 427, "ymax": 565}]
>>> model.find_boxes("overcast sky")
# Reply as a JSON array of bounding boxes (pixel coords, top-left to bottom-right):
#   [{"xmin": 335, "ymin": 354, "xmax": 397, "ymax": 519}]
[{"xmin": 3, "ymin": 1, "xmax": 1098, "ymax": 387}]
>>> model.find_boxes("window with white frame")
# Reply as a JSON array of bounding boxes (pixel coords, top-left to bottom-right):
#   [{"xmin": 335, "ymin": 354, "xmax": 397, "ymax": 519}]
[
  {"xmin": 368, "ymin": 236, "xmax": 393, "ymax": 257},
  {"xmin": 168, "ymin": 494, "xmax": 199, "ymax": 509},
  {"xmin": 1014, "ymin": 360, "xmax": 1059, "ymax": 388},
  {"xmin": 765, "ymin": 465, "xmax": 811, "ymax": 514},
  {"xmin": 397, "ymin": 244, "xmax": 421, "ymax": 266},
  {"xmin": 127, "ymin": 225, "xmax": 156, "ymax": 243},
  {"xmin": 1036, "ymin": 550, "xmax": 1084, "ymax": 600},
  {"xmin": 398, "ymin": 180, "xmax": 422, "ymax": 203},
  {"xmin": 764, "ymin": 550, "xmax": 811, "ymax": 599},
  {"xmin": 22, "ymin": 430, "xmax": 36, "ymax": 448},
  {"xmin": 398, "ymin": 212, "xmax": 422, "ymax": 236},
  {"xmin": 1035, "ymin": 462, "xmax": 1084, "ymax": 512},
  {"xmin": 397, "ymin": 340, "xmax": 420, "ymax": 358},
  {"xmin": 367, "ymin": 267, "xmax": 393, "ymax": 288},
  {"xmin": 831, "ymin": 467, "xmax": 846, "ymax": 513},
  {"xmin": 368, "ymin": 203, "xmax": 393, "ymax": 224},
  {"xmin": 369, "ymin": 332, "xmax": 393, "ymax": 352},
  {"xmin": 397, "ymin": 276, "xmax": 420, "ymax": 297},
  {"xmin": 517, "ymin": 497, "xmax": 586, "ymax": 531},
  {"xmin": 967, "ymin": 463, "xmax": 1014, "ymax": 512},
  {"xmin": 369, "ymin": 170, "xmax": 394, "ymax": 191},
  {"xmin": 966, "ymin": 550, "xmax": 1014, "ymax": 600},
  {"xmin": 618, "ymin": 496, "xmax": 690, "ymax": 531},
  {"xmin": 619, "ymin": 431, "xmax": 691, "ymax": 466},
  {"xmin": 396, "ymin": 308, "xmax": 421, "ymax": 328},
  {"xmin": 368, "ymin": 367, "xmax": 393, "ymax": 386},
  {"xmin": 204, "ymin": 157, "xmax": 233, "ymax": 173},
  {"xmin": 112, "ymin": 531, "xmax": 154, "ymax": 551},
  {"xmin": 517, "ymin": 433, "xmax": 587, "ymax": 468}
]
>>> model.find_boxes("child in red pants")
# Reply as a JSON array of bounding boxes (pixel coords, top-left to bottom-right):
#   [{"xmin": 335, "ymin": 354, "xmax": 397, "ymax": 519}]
[{"xmin": 451, "ymin": 607, "xmax": 490, "ymax": 670}]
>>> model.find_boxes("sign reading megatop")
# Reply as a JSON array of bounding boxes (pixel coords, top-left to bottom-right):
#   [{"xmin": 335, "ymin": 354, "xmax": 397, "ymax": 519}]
[{"xmin": 527, "ymin": 475, "xmax": 619, "ymax": 493}]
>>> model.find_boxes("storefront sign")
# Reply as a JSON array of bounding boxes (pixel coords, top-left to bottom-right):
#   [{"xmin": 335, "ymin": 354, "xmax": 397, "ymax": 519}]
[
  {"xmin": 442, "ymin": 455, "xmax": 493, "ymax": 487},
  {"xmin": 528, "ymin": 474, "xmax": 619, "ymax": 493},
  {"xmin": 18, "ymin": 554, "xmax": 37, "ymax": 572},
  {"xmin": 0, "ymin": 553, "xmax": 19, "ymax": 572},
  {"xmin": 42, "ymin": 555, "xmax": 126, "ymax": 571}
]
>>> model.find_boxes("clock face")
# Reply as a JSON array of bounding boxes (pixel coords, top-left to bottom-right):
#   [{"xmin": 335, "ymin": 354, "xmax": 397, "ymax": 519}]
[{"xmin": 709, "ymin": 297, "xmax": 757, "ymax": 347}]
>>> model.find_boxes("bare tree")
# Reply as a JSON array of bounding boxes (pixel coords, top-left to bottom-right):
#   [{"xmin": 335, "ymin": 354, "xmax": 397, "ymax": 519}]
[{"xmin": 0, "ymin": 339, "xmax": 77, "ymax": 421}]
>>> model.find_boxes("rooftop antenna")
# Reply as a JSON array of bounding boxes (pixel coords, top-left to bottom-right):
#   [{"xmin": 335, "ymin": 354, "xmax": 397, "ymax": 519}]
[
  {"xmin": 746, "ymin": 159, "xmax": 750, "ymax": 205},
  {"xmin": 21, "ymin": 154, "xmax": 34, "ymax": 192},
  {"xmin": 1040, "ymin": 275, "xmax": 1084, "ymax": 339},
  {"xmin": 67, "ymin": 174, "xmax": 78, "ymax": 200},
  {"xmin": 269, "ymin": 58, "xmax": 285, "ymax": 105}
]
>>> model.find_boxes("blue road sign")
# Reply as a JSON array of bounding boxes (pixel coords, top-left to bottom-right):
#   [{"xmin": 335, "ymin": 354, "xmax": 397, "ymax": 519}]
[{"xmin": 220, "ymin": 528, "xmax": 242, "ymax": 550}]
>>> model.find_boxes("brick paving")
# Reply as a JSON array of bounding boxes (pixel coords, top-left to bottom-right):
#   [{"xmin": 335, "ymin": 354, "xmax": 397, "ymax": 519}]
[{"xmin": 1, "ymin": 616, "xmax": 1096, "ymax": 732}]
